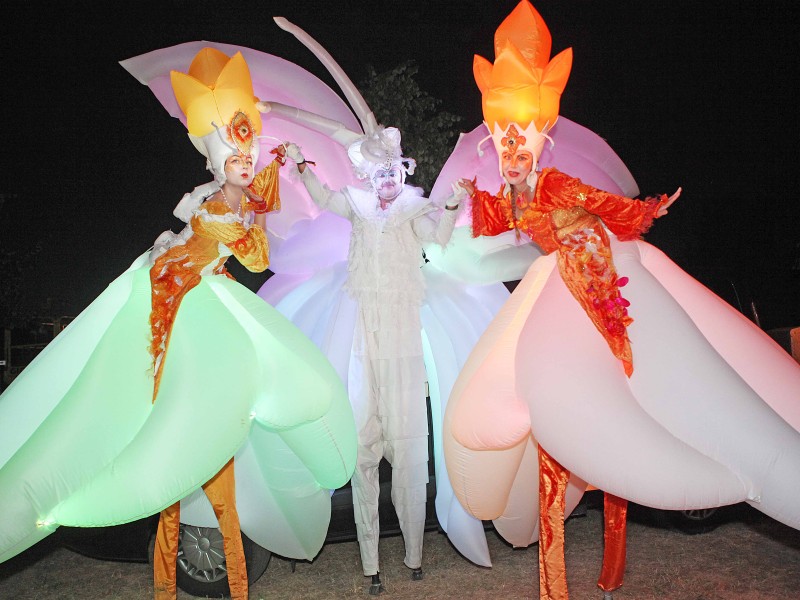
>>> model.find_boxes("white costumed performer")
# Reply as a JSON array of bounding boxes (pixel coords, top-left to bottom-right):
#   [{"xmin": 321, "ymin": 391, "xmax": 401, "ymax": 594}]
[{"xmin": 257, "ymin": 18, "xmax": 465, "ymax": 594}]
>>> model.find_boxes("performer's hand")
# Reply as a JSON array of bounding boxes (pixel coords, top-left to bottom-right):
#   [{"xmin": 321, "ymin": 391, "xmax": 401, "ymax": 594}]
[
  {"xmin": 457, "ymin": 178, "xmax": 475, "ymax": 196},
  {"xmin": 269, "ymin": 144, "xmax": 286, "ymax": 165},
  {"xmin": 657, "ymin": 187, "xmax": 682, "ymax": 217},
  {"xmin": 448, "ymin": 182, "xmax": 468, "ymax": 207},
  {"xmin": 285, "ymin": 143, "xmax": 305, "ymax": 164},
  {"xmin": 255, "ymin": 101, "xmax": 271, "ymax": 113}
]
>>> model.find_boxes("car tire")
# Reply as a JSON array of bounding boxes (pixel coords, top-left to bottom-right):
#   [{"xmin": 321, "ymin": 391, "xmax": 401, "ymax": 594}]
[
  {"xmin": 668, "ymin": 507, "xmax": 721, "ymax": 535},
  {"xmin": 165, "ymin": 525, "xmax": 270, "ymax": 597}
]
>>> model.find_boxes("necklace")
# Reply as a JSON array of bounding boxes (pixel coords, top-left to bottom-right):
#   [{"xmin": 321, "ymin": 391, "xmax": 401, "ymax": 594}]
[{"xmin": 219, "ymin": 188, "xmax": 241, "ymax": 215}]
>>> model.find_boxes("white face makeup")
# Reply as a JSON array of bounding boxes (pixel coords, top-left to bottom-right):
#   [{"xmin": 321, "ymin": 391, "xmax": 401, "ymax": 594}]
[
  {"xmin": 224, "ymin": 154, "xmax": 255, "ymax": 186},
  {"xmin": 501, "ymin": 150, "xmax": 534, "ymax": 188},
  {"xmin": 372, "ymin": 165, "xmax": 404, "ymax": 202}
]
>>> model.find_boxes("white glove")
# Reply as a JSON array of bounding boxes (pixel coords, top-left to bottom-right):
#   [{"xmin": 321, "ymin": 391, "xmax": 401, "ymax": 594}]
[
  {"xmin": 285, "ymin": 143, "xmax": 305, "ymax": 164},
  {"xmin": 255, "ymin": 101, "xmax": 271, "ymax": 113},
  {"xmin": 447, "ymin": 181, "xmax": 468, "ymax": 208}
]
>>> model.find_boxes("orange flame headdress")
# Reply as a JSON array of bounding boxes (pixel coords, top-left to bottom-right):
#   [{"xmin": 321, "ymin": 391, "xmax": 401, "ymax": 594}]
[
  {"xmin": 475, "ymin": 1, "xmax": 572, "ymax": 168},
  {"xmin": 170, "ymin": 48, "xmax": 263, "ymax": 184}
]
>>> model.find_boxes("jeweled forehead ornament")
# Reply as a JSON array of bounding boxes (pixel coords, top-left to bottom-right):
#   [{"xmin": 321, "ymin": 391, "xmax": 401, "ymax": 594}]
[
  {"xmin": 171, "ymin": 48, "xmax": 263, "ymax": 185},
  {"xmin": 229, "ymin": 110, "xmax": 256, "ymax": 156},
  {"xmin": 501, "ymin": 125, "xmax": 527, "ymax": 156}
]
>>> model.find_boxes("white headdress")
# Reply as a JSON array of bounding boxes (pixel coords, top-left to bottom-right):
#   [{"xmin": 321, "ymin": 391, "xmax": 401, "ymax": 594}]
[
  {"xmin": 170, "ymin": 48, "xmax": 263, "ymax": 185},
  {"xmin": 266, "ymin": 18, "xmax": 415, "ymax": 190}
]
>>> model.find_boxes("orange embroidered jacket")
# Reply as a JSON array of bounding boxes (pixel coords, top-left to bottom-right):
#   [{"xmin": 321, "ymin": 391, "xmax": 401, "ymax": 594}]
[
  {"xmin": 149, "ymin": 160, "xmax": 281, "ymax": 399},
  {"xmin": 470, "ymin": 167, "xmax": 666, "ymax": 376}
]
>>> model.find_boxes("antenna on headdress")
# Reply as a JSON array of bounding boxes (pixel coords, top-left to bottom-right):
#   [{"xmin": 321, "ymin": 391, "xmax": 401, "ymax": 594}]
[
  {"xmin": 274, "ymin": 17, "xmax": 378, "ymax": 137},
  {"xmin": 262, "ymin": 101, "xmax": 362, "ymax": 147}
]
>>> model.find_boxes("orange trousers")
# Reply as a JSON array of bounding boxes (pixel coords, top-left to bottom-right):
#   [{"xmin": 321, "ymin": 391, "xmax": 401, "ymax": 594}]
[
  {"xmin": 153, "ymin": 459, "xmax": 248, "ymax": 600},
  {"xmin": 538, "ymin": 445, "xmax": 627, "ymax": 600}
]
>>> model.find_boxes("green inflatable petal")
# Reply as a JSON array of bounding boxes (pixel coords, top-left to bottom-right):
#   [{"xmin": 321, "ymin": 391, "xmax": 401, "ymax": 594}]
[
  {"xmin": 238, "ymin": 426, "xmax": 334, "ymax": 559},
  {"xmin": 277, "ymin": 387, "xmax": 356, "ymax": 490},
  {"xmin": 209, "ymin": 278, "xmax": 340, "ymax": 428},
  {"xmin": 0, "ymin": 258, "xmax": 146, "ymax": 469},
  {"xmin": 0, "ymin": 266, "xmax": 153, "ymax": 561},
  {"xmin": 52, "ymin": 279, "xmax": 257, "ymax": 526}
]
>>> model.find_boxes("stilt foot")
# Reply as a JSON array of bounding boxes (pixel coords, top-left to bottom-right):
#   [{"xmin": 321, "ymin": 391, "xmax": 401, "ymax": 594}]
[{"xmin": 368, "ymin": 574, "xmax": 383, "ymax": 595}]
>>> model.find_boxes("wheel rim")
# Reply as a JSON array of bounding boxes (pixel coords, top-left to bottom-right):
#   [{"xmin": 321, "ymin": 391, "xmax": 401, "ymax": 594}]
[
  {"xmin": 177, "ymin": 525, "xmax": 228, "ymax": 583},
  {"xmin": 681, "ymin": 507, "xmax": 717, "ymax": 522}
]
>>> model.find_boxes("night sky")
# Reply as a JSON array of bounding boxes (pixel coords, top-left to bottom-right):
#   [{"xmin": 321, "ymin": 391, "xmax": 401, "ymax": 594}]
[{"xmin": 2, "ymin": 1, "xmax": 798, "ymax": 328}]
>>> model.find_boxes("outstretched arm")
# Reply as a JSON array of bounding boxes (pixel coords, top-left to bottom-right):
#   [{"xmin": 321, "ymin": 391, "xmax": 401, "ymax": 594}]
[
  {"xmin": 286, "ymin": 143, "xmax": 353, "ymax": 220},
  {"xmin": 541, "ymin": 170, "xmax": 678, "ymax": 240},
  {"xmin": 413, "ymin": 183, "xmax": 465, "ymax": 246},
  {"xmin": 462, "ymin": 178, "xmax": 512, "ymax": 238}
]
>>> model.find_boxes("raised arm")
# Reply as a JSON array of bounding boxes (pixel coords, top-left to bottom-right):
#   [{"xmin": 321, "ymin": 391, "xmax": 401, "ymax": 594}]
[
  {"xmin": 287, "ymin": 143, "xmax": 353, "ymax": 220},
  {"xmin": 413, "ymin": 183, "xmax": 466, "ymax": 246}
]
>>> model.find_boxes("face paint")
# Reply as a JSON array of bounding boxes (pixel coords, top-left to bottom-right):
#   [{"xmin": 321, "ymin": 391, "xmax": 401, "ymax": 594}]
[
  {"xmin": 372, "ymin": 165, "xmax": 403, "ymax": 201},
  {"xmin": 501, "ymin": 150, "xmax": 534, "ymax": 188},
  {"xmin": 224, "ymin": 154, "xmax": 255, "ymax": 186}
]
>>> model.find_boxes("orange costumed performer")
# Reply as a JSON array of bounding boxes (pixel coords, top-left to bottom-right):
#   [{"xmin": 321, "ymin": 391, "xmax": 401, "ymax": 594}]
[
  {"xmin": 0, "ymin": 44, "xmax": 356, "ymax": 600},
  {"xmin": 445, "ymin": 1, "xmax": 800, "ymax": 599},
  {"xmin": 151, "ymin": 48, "xmax": 284, "ymax": 600},
  {"xmin": 453, "ymin": 4, "xmax": 676, "ymax": 597}
]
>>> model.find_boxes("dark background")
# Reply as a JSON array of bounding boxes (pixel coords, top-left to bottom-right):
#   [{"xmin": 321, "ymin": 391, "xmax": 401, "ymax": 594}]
[{"xmin": 2, "ymin": 1, "xmax": 798, "ymax": 328}]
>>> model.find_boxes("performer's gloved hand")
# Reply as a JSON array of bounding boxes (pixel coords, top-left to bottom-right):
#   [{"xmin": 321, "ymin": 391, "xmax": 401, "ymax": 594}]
[
  {"xmin": 285, "ymin": 143, "xmax": 306, "ymax": 164},
  {"xmin": 446, "ymin": 181, "xmax": 468, "ymax": 210},
  {"xmin": 255, "ymin": 100, "xmax": 271, "ymax": 113}
]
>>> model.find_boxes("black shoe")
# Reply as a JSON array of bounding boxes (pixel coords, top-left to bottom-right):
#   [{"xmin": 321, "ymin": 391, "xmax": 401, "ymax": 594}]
[
  {"xmin": 368, "ymin": 574, "xmax": 384, "ymax": 595},
  {"xmin": 411, "ymin": 567, "xmax": 424, "ymax": 581}
]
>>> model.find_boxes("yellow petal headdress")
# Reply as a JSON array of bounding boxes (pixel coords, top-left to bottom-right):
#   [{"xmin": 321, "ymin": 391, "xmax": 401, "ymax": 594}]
[
  {"xmin": 475, "ymin": 1, "xmax": 573, "ymax": 164},
  {"xmin": 170, "ymin": 48, "xmax": 262, "ymax": 183}
]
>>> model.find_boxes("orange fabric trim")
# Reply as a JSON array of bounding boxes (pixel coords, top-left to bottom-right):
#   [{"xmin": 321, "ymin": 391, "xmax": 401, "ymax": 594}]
[
  {"xmin": 598, "ymin": 493, "xmax": 628, "ymax": 592},
  {"xmin": 470, "ymin": 186, "xmax": 513, "ymax": 238},
  {"xmin": 538, "ymin": 445, "xmax": 570, "ymax": 600},
  {"xmin": 191, "ymin": 204, "xmax": 250, "ymax": 244},
  {"xmin": 537, "ymin": 169, "xmax": 661, "ymax": 241},
  {"xmin": 554, "ymin": 222, "xmax": 634, "ymax": 376},
  {"xmin": 149, "ymin": 267, "xmax": 202, "ymax": 402},
  {"xmin": 248, "ymin": 158, "xmax": 282, "ymax": 213},
  {"xmin": 153, "ymin": 502, "xmax": 180, "ymax": 600},
  {"xmin": 469, "ymin": 169, "xmax": 663, "ymax": 375},
  {"xmin": 190, "ymin": 201, "xmax": 270, "ymax": 272},
  {"xmin": 153, "ymin": 460, "xmax": 247, "ymax": 600}
]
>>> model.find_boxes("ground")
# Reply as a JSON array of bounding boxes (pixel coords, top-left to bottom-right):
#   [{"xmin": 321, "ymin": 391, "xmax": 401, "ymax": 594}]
[{"xmin": 1, "ymin": 504, "xmax": 799, "ymax": 599}]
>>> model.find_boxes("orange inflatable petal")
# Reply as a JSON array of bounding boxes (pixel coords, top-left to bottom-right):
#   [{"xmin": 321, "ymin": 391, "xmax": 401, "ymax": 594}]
[
  {"xmin": 483, "ymin": 42, "xmax": 545, "ymax": 132},
  {"xmin": 211, "ymin": 52, "xmax": 262, "ymax": 134},
  {"xmin": 541, "ymin": 48, "xmax": 573, "ymax": 96},
  {"xmin": 473, "ymin": 55, "xmax": 493, "ymax": 95},
  {"xmin": 187, "ymin": 47, "xmax": 232, "ymax": 87},
  {"xmin": 494, "ymin": 0, "xmax": 551, "ymax": 69},
  {"xmin": 170, "ymin": 71, "xmax": 221, "ymax": 136},
  {"xmin": 491, "ymin": 40, "xmax": 542, "ymax": 87},
  {"xmin": 171, "ymin": 50, "xmax": 262, "ymax": 138}
]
